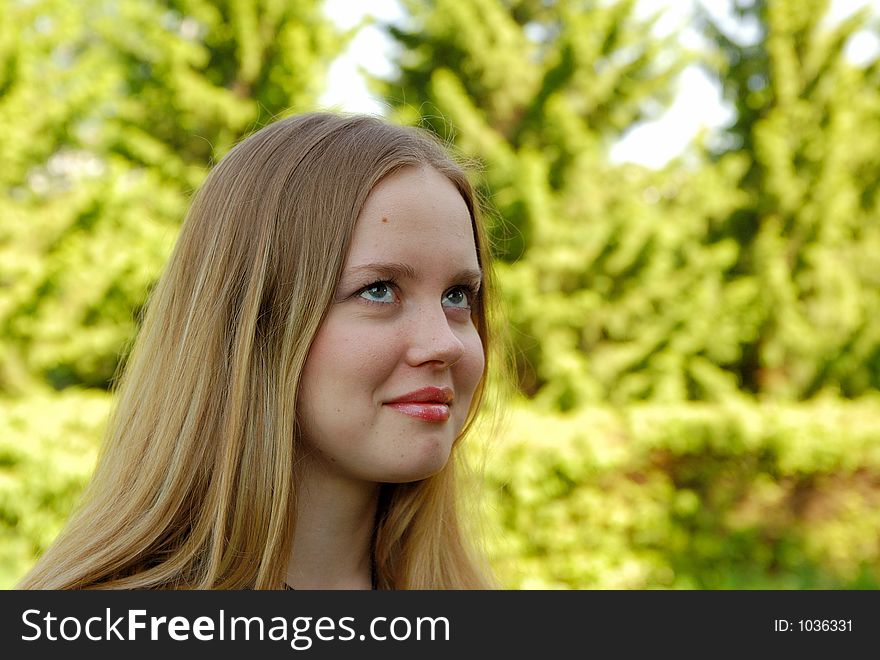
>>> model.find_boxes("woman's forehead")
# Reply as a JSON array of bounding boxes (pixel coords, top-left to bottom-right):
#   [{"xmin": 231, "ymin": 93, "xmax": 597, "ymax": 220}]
[{"xmin": 345, "ymin": 166, "xmax": 478, "ymax": 268}]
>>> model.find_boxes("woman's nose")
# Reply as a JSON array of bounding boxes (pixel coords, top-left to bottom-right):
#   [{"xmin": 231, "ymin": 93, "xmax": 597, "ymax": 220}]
[{"xmin": 403, "ymin": 303, "xmax": 466, "ymax": 368}]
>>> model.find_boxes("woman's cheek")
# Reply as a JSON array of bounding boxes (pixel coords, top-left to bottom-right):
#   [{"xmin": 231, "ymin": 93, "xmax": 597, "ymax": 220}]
[{"xmin": 460, "ymin": 329, "xmax": 486, "ymax": 388}]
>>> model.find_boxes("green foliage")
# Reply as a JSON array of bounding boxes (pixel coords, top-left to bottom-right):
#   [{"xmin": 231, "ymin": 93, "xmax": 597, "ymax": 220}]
[
  {"xmin": 0, "ymin": 389, "xmax": 110, "ymax": 588},
  {"xmin": 0, "ymin": 0, "xmax": 346, "ymax": 393},
  {"xmin": 380, "ymin": 0, "xmax": 880, "ymax": 406},
  {"xmin": 483, "ymin": 398, "xmax": 880, "ymax": 588},
  {"xmin": 379, "ymin": 0, "xmax": 762, "ymax": 407},
  {"xmin": 700, "ymin": 0, "xmax": 880, "ymax": 398}
]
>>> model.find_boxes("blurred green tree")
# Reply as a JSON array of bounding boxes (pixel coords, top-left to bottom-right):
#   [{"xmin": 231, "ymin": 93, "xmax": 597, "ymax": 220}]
[
  {"xmin": 0, "ymin": 0, "xmax": 345, "ymax": 393},
  {"xmin": 701, "ymin": 0, "xmax": 880, "ymax": 399},
  {"xmin": 378, "ymin": 0, "xmax": 880, "ymax": 407},
  {"xmin": 376, "ymin": 0, "xmax": 765, "ymax": 407}
]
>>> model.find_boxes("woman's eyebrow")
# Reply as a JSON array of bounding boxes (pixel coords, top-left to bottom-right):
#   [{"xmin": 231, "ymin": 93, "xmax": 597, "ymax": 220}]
[
  {"xmin": 455, "ymin": 268, "xmax": 484, "ymax": 286},
  {"xmin": 346, "ymin": 262, "xmax": 418, "ymax": 280},
  {"xmin": 345, "ymin": 262, "xmax": 483, "ymax": 285}
]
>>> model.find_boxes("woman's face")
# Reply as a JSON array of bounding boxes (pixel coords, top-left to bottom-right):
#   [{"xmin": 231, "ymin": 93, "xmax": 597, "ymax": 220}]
[{"xmin": 297, "ymin": 165, "xmax": 485, "ymax": 483}]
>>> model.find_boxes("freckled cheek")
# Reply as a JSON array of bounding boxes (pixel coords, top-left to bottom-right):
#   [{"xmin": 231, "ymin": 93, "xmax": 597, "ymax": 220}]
[{"xmin": 314, "ymin": 322, "xmax": 403, "ymax": 388}]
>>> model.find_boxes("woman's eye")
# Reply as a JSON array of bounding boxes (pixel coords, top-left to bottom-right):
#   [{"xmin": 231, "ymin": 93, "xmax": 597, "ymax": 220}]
[
  {"xmin": 442, "ymin": 286, "xmax": 472, "ymax": 309},
  {"xmin": 359, "ymin": 281, "xmax": 396, "ymax": 304}
]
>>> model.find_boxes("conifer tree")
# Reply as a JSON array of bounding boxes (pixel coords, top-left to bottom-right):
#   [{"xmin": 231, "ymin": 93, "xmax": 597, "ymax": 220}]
[
  {"xmin": 0, "ymin": 0, "xmax": 344, "ymax": 392},
  {"xmin": 378, "ymin": 0, "xmax": 756, "ymax": 407},
  {"xmin": 701, "ymin": 0, "xmax": 880, "ymax": 398}
]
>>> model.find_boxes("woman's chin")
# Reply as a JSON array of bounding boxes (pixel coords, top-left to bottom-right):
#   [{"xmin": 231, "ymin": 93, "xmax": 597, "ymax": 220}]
[{"xmin": 376, "ymin": 442, "xmax": 453, "ymax": 484}]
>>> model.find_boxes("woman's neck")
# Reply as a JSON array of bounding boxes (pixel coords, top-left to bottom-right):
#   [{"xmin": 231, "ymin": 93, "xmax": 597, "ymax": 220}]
[{"xmin": 285, "ymin": 458, "xmax": 380, "ymax": 590}]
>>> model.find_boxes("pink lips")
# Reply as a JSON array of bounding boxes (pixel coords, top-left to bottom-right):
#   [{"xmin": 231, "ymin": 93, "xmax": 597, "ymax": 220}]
[{"xmin": 384, "ymin": 386, "xmax": 453, "ymax": 422}]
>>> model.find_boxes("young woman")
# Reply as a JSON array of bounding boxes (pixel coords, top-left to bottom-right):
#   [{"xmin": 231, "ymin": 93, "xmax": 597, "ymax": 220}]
[{"xmin": 19, "ymin": 112, "xmax": 504, "ymax": 590}]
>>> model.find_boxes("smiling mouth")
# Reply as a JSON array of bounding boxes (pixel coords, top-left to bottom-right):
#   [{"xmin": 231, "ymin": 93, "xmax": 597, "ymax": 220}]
[
  {"xmin": 383, "ymin": 386, "xmax": 454, "ymax": 422},
  {"xmin": 384, "ymin": 402, "xmax": 451, "ymax": 422}
]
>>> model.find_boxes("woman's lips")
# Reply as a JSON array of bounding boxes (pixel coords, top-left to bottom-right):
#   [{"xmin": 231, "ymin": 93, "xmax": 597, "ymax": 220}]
[
  {"xmin": 384, "ymin": 402, "xmax": 451, "ymax": 422},
  {"xmin": 384, "ymin": 386, "xmax": 454, "ymax": 421}
]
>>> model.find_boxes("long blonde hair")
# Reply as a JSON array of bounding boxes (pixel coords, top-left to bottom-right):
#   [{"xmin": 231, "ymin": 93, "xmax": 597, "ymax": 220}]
[{"xmin": 20, "ymin": 112, "xmax": 502, "ymax": 589}]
